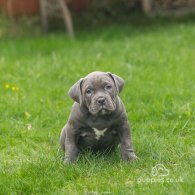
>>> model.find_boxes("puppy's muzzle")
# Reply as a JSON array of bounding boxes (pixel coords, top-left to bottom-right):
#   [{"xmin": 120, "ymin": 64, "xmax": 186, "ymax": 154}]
[
  {"xmin": 89, "ymin": 95, "xmax": 116, "ymax": 115},
  {"xmin": 96, "ymin": 97, "xmax": 106, "ymax": 106}
]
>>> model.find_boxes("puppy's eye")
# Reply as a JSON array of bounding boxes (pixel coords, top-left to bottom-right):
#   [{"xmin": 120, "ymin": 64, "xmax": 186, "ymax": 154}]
[
  {"xmin": 85, "ymin": 89, "xmax": 92, "ymax": 95},
  {"xmin": 105, "ymin": 85, "xmax": 112, "ymax": 90}
]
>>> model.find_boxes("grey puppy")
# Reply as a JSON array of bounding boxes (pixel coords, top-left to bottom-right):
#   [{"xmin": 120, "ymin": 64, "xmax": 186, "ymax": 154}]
[{"xmin": 60, "ymin": 71, "xmax": 138, "ymax": 163}]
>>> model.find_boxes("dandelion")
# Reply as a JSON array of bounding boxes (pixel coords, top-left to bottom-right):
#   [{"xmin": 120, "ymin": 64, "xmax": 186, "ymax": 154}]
[
  {"xmin": 5, "ymin": 84, "xmax": 10, "ymax": 89},
  {"xmin": 5, "ymin": 84, "xmax": 19, "ymax": 92},
  {"xmin": 12, "ymin": 86, "xmax": 16, "ymax": 91}
]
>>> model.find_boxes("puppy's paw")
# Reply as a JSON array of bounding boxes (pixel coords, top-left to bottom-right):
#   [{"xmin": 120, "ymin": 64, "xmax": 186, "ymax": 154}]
[
  {"xmin": 123, "ymin": 152, "xmax": 139, "ymax": 162},
  {"xmin": 129, "ymin": 153, "xmax": 139, "ymax": 161},
  {"xmin": 64, "ymin": 154, "xmax": 77, "ymax": 164}
]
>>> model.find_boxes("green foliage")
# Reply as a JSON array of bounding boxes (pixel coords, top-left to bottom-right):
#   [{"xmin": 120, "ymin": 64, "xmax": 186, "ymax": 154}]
[
  {"xmin": 0, "ymin": 16, "xmax": 194, "ymax": 194},
  {"xmin": 0, "ymin": 14, "xmax": 41, "ymax": 38}
]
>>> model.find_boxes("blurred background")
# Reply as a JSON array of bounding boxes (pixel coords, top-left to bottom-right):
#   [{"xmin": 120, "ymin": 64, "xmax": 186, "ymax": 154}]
[
  {"xmin": 0, "ymin": 1, "xmax": 194, "ymax": 194},
  {"xmin": 0, "ymin": 0, "xmax": 195, "ymax": 37}
]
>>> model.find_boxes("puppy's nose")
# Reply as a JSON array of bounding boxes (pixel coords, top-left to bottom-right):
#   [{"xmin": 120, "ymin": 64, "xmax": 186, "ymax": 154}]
[{"xmin": 97, "ymin": 97, "xmax": 106, "ymax": 105}]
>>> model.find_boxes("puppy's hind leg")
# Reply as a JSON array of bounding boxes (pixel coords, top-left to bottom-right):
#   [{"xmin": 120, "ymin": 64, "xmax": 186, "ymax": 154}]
[{"xmin": 60, "ymin": 125, "xmax": 67, "ymax": 152}]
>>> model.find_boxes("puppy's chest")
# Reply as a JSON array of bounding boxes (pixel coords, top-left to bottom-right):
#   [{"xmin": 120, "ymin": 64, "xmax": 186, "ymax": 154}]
[{"xmin": 79, "ymin": 126, "xmax": 117, "ymax": 141}]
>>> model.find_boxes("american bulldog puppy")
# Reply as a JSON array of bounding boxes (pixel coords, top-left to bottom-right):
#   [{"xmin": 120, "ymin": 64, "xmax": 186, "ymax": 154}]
[{"xmin": 60, "ymin": 71, "xmax": 137, "ymax": 163}]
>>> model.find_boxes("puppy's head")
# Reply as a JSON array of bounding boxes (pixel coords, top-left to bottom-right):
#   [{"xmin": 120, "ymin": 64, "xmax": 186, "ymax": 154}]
[{"xmin": 68, "ymin": 71, "xmax": 124, "ymax": 116}]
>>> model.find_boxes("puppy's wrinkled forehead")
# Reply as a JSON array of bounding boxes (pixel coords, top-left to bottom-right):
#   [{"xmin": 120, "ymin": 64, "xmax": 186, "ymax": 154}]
[{"xmin": 82, "ymin": 72, "xmax": 113, "ymax": 90}]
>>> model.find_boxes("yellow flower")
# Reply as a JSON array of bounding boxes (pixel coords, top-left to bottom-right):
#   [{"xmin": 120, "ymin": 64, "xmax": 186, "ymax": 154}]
[
  {"xmin": 24, "ymin": 112, "xmax": 31, "ymax": 119},
  {"xmin": 5, "ymin": 84, "xmax": 10, "ymax": 89},
  {"xmin": 12, "ymin": 86, "xmax": 16, "ymax": 91}
]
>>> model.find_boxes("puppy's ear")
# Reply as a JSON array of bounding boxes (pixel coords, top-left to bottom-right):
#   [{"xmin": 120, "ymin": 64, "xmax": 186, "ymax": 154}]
[
  {"xmin": 68, "ymin": 78, "xmax": 84, "ymax": 103},
  {"xmin": 107, "ymin": 72, "xmax": 124, "ymax": 94}
]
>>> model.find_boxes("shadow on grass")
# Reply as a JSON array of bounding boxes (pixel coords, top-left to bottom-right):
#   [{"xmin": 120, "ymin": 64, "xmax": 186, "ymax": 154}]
[{"xmin": 75, "ymin": 13, "xmax": 195, "ymax": 40}]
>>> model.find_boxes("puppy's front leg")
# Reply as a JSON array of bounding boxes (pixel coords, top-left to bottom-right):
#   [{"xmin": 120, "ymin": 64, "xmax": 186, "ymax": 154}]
[
  {"xmin": 120, "ymin": 121, "xmax": 138, "ymax": 162},
  {"xmin": 64, "ymin": 124, "xmax": 78, "ymax": 163}
]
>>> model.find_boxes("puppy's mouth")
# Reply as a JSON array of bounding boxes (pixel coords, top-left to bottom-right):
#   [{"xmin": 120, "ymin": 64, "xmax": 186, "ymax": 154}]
[
  {"xmin": 89, "ymin": 104, "xmax": 116, "ymax": 116},
  {"xmin": 98, "ymin": 107, "xmax": 112, "ymax": 116}
]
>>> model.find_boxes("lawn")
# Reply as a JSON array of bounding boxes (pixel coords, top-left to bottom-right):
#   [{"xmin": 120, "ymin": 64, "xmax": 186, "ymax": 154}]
[{"xmin": 0, "ymin": 16, "xmax": 194, "ymax": 194}]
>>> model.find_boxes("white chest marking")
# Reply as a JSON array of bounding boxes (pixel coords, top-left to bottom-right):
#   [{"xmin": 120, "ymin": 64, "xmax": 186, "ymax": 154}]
[{"xmin": 93, "ymin": 128, "xmax": 108, "ymax": 140}]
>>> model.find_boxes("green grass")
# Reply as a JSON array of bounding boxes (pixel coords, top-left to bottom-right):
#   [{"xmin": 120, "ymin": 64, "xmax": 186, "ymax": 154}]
[{"xmin": 0, "ymin": 16, "xmax": 195, "ymax": 194}]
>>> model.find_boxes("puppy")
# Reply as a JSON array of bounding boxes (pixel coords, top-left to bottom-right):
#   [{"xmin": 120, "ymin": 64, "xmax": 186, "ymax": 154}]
[{"xmin": 60, "ymin": 71, "xmax": 137, "ymax": 163}]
